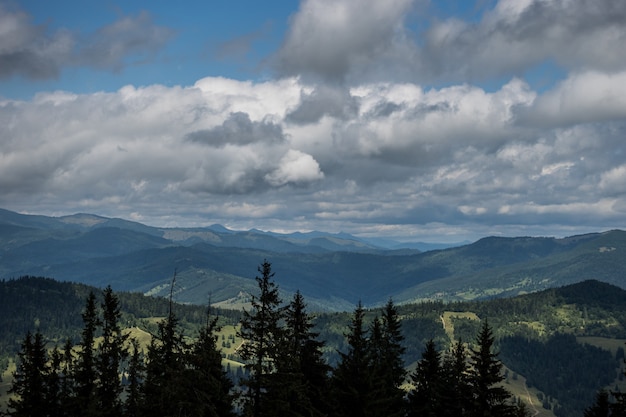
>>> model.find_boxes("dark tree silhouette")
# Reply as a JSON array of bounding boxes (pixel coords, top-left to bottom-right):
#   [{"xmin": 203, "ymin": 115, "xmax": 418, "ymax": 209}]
[
  {"xmin": 96, "ymin": 286, "xmax": 128, "ymax": 417},
  {"xmin": 237, "ymin": 260, "xmax": 285, "ymax": 417},
  {"xmin": 332, "ymin": 301, "xmax": 373, "ymax": 417},
  {"xmin": 8, "ymin": 331, "xmax": 50, "ymax": 417},
  {"xmin": 407, "ymin": 339, "xmax": 444, "ymax": 417},
  {"xmin": 468, "ymin": 321, "xmax": 517, "ymax": 417},
  {"xmin": 73, "ymin": 291, "xmax": 100, "ymax": 416}
]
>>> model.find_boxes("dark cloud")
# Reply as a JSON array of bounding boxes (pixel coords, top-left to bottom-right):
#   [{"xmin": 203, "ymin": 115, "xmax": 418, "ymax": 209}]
[
  {"xmin": 2, "ymin": 0, "xmax": 626, "ymax": 242},
  {"xmin": 185, "ymin": 112, "xmax": 285, "ymax": 147},
  {"xmin": 286, "ymin": 86, "xmax": 359, "ymax": 124},
  {"xmin": 0, "ymin": 6, "xmax": 173, "ymax": 80},
  {"xmin": 0, "ymin": 5, "xmax": 72, "ymax": 79},
  {"xmin": 274, "ymin": 0, "xmax": 413, "ymax": 82},
  {"xmin": 274, "ymin": 0, "xmax": 626, "ymax": 86},
  {"xmin": 365, "ymin": 101, "xmax": 403, "ymax": 119},
  {"xmin": 420, "ymin": 0, "xmax": 626, "ymax": 81},
  {"xmin": 77, "ymin": 11, "xmax": 174, "ymax": 71}
]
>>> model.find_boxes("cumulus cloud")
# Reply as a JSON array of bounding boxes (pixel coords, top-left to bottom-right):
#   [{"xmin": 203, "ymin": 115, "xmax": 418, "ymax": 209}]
[
  {"xmin": 265, "ymin": 149, "xmax": 324, "ymax": 186},
  {"xmin": 274, "ymin": 0, "xmax": 626, "ymax": 85},
  {"xmin": 2, "ymin": 0, "xmax": 626, "ymax": 241},
  {"xmin": 514, "ymin": 71, "xmax": 626, "ymax": 127},
  {"xmin": 2, "ymin": 70, "xmax": 625, "ymax": 239},
  {"xmin": 186, "ymin": 112, "xmax": 285, "ymax": 147},
  {"xmin": 274, "ymin": 0, "xmax": 413, "ymax": 82},
  {"xmin": 286, "ymin": 85, "xmax": 359, "ymax": 124},
  {"xmin": 0, "ymin": 5, "xmax": 173, "ymax": 80}
]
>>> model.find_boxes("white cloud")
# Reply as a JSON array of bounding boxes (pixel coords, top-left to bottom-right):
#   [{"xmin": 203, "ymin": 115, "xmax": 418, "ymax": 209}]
[
  {"xmin": 2, "ymin": 70, "xmax": 625, "ymax": 239},
  {"xmin": 2, "ymin": 0, "xmax": 626, "ymax": 241},
  {"xmin": 516, "ymin": 71, "xmax": 626, "ymax": 127},
  {"xmin": 265, "ymin": 149, "xmax": 324, "ymax": 186}
]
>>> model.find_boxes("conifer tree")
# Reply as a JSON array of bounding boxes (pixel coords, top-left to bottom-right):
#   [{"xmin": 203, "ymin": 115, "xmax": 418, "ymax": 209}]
[
  {"xmin": 185, "ymin": 304, "xmax": 235, "ymax": 417},
  {"xmin": 8, "ymin": 331, "xmax": 50, "ymax": 417},
  {"xmin": 73, "ymin": 291, "xmax": 100, "ymax": 416},
  {"xmin": 97, "ymin": 286, "xmax": 128, "ymax": 417},
  {"xmin": 440, "ymin": 339, "xmax": 471, "ymax": 417},
  {"xmin": 46, "ymin": 346, "xmax": 64, "ymax": 417},
  {"xmin": 612, "ymin": 347, "xmax": 626, "ymax": 417},
  {"xmin": 270, "ymin": 290, "xmax": 331, "ymax": 417},
  {"xmin": 584, "ymin": 390, "xmax": 611, "ymax": 417},
  {"xmin": 124, "ymin": 338, "xmax": 144, "ymax": 417},
  {"xmin": 468, "ymin": 321, "xmax": 516, "ymax": 417},
  {"xmin": 367, "ymin": 316, "xmax": 393, "ymax": 417},
  {"xmin": 60, "ymin": 339, "xmax": 75, "ymax": 408},
  {"xmin": 377, "ymin": 299, "xmax": 407, "ymax": 417},
  {"xmin": 332, "ymin": 301, "xmax": 373, "ymax": 417},
  {"xmin": 407, "ymin": 339, "xmax": 444, "ymax": 417},
  {"xmin": 141, "ymin": 279, "xmax": 190, "ymax": 417},
  {"xmin": 237, "ymin": 260, "xmax": 285, "ymax": 417}
]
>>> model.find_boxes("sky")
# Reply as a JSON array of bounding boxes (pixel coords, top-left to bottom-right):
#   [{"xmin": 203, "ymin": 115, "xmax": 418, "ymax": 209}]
[{"xmin": 1, "ymin": 0, "xmax": 626, "ymax": 243}]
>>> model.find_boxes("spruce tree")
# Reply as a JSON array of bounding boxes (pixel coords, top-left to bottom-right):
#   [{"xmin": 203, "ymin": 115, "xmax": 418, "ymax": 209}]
[
  {"xmin": 612, "ymin": 347, "xmax": 626, "ymax": 417},
  {"xmin": 378, "ymin": 299, "xmax": 407, "ymax": 417},
  {"xmin": 8, "ymin": 331, "xmax": 50, "ymax": 417},
  {"xmin": 270, "ymin": 290, "xmax": 331, "ymax": 417},
  {"xmin": 407, "ymin": 339, "xmax": 444, "ymax": 417},
  {"xmin": 73, "ymin": 291, "xmax": 100, "ymax": 416},
  {"xmin": 186, "ymin": 305, "xmax": 235, "ymax": 417},
  {"xmin": 468, "ymin": 321, "xmax": 516, "ymax": 417},
  {"xmin": 59, "ymin": 339, "xmax": 75, "ymax": 415},
  {"xmin": 237, "ymin": 260, "xmax": 285, "ymax": 417},
  {"xmin": 440, "ymin": 339, "xmax": 471, "ymax": 417},
  {"xmin": 124, "ymin": 338, "xmax": 144, "ymax": 417},
  {"xmin": 366, "ymin": 316, "xmax": 391, "ymax": 417},
  {"xmin": 97, "ymin": 286, "xmax": 128, "ymax": 417},
  {"xmin": 332, "ymin": 301, "xmax": 373, "ymax": 417},
  {"xmin": 46, "ymin": 346, "xmax": 64, "ymax": 417},
  {"xmin": 584, "ymin": 390, "xmax": 611, "ymax": 417},
  {"xmin": 141, "ymin": 287, "xmax": 189, "ymax": 417}
]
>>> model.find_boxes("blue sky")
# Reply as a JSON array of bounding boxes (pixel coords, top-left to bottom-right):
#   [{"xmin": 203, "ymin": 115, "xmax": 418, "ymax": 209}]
[
  {"xmin": 1, "ymin": 1, "xmax": 290, "ymax": 97},
  {"xmin": 1, "ymin": 0, "xmax": 626, "ymax": 242}
]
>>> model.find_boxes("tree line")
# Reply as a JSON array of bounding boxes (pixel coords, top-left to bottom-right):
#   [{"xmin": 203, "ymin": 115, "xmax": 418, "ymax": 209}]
[{"xmin": 5, "ymin": 260, "xmax": 594, "ymax": 417}]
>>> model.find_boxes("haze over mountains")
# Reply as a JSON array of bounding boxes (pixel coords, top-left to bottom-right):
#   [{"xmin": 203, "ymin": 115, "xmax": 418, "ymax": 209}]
[{"xmin": 1, "ymin": 208, "xmax": 625, "ymax": 311}]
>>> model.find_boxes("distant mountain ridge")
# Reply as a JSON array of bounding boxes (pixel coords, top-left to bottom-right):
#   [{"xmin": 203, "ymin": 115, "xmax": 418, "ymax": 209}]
[{"xmin": 1, "ymin": 208, "xmax": 625, "ymax": 310}]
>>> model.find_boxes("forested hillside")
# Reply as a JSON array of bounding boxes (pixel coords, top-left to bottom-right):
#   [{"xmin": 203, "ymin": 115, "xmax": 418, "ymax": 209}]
[
  {"xmin": 1, "ymin": 275, "xmax": 626, "ymax": 416},
  {"xmin": 2, "ymin": 208, "xmax": 626, "ymax": 310}
]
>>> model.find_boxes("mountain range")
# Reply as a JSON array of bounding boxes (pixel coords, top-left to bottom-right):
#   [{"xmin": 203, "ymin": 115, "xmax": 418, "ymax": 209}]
[{"xmin": 1, "ymin": 207, "xmax": 625, "ymax": 311}]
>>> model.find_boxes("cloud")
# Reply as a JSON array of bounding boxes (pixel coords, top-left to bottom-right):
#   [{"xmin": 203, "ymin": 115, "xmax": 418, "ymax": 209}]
[
  {"xmin": 76, "ymin": 11, "xmax": 174, "ymax": 71},
  {"xmin": 420, "ymin": 0, "xmax": 626, "ymax": 83},
  {"xmin": 186, "ymin": 112, "xmax": 285, "ymax": 147},
  {"xmin": 274, "ymin": 0, "xmax": 413, "ymax": 82},
  {"xmin": 265, "ymin": 149, "xmax": 324, "ymax": 186},
  {"xmin": 514, "ymin": 71, "xmax": 626, "ymax": 127},
  {"xmin": 274, "ymin": 0, "xmax": 626, "ymax": 85},
  {"xmin": 4, "ymin": 72, "xmax": 624, "ymax": 240},
  {"xmin": 286, "ymin": 85, "xmax": 359, "ymax": 124},
  {"xmin": 0, "ymin": 5, "xmax": 73, "ymax": 79},
  {"xmin": 2, "ymin": 0, "xmax": 626, "ymax": 241},
  {"xmin": 0, "ymin": 5, "xmax": 173, "ymax": 80}
]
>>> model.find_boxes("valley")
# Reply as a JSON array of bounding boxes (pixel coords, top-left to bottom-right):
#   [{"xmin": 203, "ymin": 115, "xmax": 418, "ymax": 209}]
[
  {"xmin": 1, "ymin": 208, "xmax": 625, "ymax": 311},
  {"xmin": 2, "ymin": 208, "xmax": 626, "ymax": 416}
]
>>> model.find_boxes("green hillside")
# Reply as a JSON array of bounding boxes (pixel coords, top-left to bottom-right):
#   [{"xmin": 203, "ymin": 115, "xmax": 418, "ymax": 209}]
[
  {"xmin": 2, "ymin": 208, "xmax": 626, "ymax": 310},
  {"xmin": 1, "ymin": 276, "xmax": 625, "ymax": 416}
]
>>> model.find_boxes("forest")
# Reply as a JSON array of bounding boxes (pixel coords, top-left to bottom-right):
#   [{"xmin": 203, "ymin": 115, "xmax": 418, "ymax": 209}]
[{"xmin": 1, "ymin": 265, "xmax": 626, "ymax": 417}]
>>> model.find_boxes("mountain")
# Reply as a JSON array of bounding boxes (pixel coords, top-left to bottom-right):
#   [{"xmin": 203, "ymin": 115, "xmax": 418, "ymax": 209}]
[
  {"xmin": 1, "ymin": 277, "xmax": 626, "ymax": 417},
  {"xmin": 1, "ymin": 208, "xmax": 625, "ymax": 310}
]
